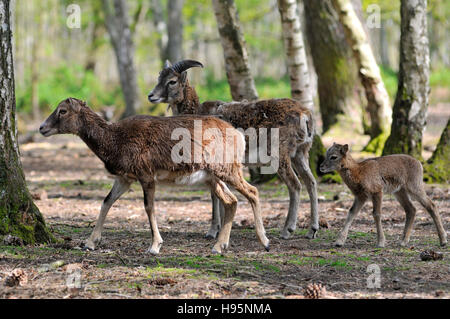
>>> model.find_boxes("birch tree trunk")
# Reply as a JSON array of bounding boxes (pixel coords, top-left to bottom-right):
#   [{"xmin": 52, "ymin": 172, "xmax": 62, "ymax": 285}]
[
  {"xmin": 304, "ymin": 0, "xmax": 364, "ymax": 134},
  {"xmin": 277, "ymin": 0, "xmax": 326, "ymax": 177},
  {"xmin": 212, "ymin": 0, "xmax": 258, "ymax": 101},
  {"xmin": 0, "ymin": 0, "xmax": 52, "ymax": 243},
  {"xmin": 102, "ymin": 0, "xmax": 138, "ymax": 119},
  {"xmin": 383, "ymin": 0, "xmax": 430, "ymax": 159},
  {"xmin": 332, "ymin": 0, "xmax": 392, "ymax": 150}
]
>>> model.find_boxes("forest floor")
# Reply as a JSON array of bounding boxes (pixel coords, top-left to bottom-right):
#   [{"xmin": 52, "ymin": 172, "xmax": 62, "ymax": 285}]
[{"xmin": 0, "ymin": 102, "xmax": 449, "ymax": 299}]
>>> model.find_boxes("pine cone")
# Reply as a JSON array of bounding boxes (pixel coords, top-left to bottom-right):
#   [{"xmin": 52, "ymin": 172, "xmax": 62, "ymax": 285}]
[
  {"xmin": 4, "ymin": 269, "xmax": 28, "ymax": 287},
  {"xmin": 304, "ymin": 283, "xmax": 326, "ymax": 299},
  {"xmin": 420, "ymin": 250, "xmax": 443, "ymax": 261}
]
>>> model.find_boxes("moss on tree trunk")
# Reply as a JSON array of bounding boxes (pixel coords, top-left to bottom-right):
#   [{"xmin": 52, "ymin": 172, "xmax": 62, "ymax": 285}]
[
  {"xmin": 383, "ymin": 0, "xmax": 430, "ymax": 160},
  {"xmin": 423, "ymin": 119, "xmax": 450, "ymax": 183},
  {"xmin": 0, "ymin": 0, "xmax": 53, "ymax": 244}
]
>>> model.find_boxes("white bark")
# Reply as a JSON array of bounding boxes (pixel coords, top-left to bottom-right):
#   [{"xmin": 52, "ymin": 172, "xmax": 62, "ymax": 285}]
[
  {"xmin": 277, "ymin": 0, "xmax": 313, "ymax": 110},
  {"xmin": 332, "ymin": 0, "xmax": 392, "ymax": 138}
]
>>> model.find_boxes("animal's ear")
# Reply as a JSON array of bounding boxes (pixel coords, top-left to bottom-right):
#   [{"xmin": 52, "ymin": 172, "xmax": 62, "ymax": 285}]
[
  {"xmin": 164, "ymin": 60, "xmax": 172, "ymax": 69},
  {"xmin": 67, "ymin": 98, "xmax": 82, "ymax": 112},
  {"xmin": 341, "ymin": 144, "xmax": 349, "ymax": 154},
  {"xmin": 180, "ymin": 71, "xmax": 188, "ymax": 84}
]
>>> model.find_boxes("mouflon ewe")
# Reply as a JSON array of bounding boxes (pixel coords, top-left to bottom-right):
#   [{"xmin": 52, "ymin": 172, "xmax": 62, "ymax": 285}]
[{"xmin": 39, "ymin": 98, "xmax": 270, "ymax": 254}]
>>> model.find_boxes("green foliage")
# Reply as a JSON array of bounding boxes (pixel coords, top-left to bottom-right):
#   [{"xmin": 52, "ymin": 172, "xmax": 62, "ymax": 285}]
[{"xmin": 16, "ymin": 64, "xmax": 123, "ymax": 114}]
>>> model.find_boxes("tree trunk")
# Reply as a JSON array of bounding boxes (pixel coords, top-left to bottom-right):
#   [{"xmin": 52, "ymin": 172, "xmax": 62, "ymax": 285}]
[
  {"xmin": 0, "ymin": 0, "xmax": 52, "ymax": 244},
  {"xmin": 277, "ymin": 0, "xmax": 326, "ymax": 178},
  {"xmin": 332, "ymin": 0, "xmax": 392, "ymax": 151},
  {"xmin": 101, "ymin": 0, "xmax": 138, "ymax": 119},
  {"xmin": 166, "ymin": 0, "xmax": 184, "ymax": 63},
  {"xmin": 212, "ymin": 0, "xmax": 258, "ymax": 102},
  {"xmin": 304, "ymin": 0, "xmax": 363, "ymax": 134},
  {"xmin": 423, "ymin": 119, "xmax": 450, "ymax": 183},
  {"xmin": 383, "ymin": 0, "xmax": 430, "ymax": 159},
  {"xmin": 212, "ymin": 0, "xmax": 261, "ymax": 182},
  {"xmin": 149, "ymin": 0, "xmax": 168, "ymax": 64}
]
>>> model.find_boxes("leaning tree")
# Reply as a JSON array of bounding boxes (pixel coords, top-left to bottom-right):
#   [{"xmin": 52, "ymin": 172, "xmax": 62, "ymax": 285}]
[
  {"xmin": 332, "ymin": 0, "xmax": 392, "ymax": 153},
  {"xmin": 0, "ymin": 0, "xmax": 52, "ymax": 243},
  {"xmin": 211, "ymin": 0, "xmax": 259, "ymax": 102},
  {"xmin": 383, "ymin": 0, "xmax": 430, "ymax": 159}
]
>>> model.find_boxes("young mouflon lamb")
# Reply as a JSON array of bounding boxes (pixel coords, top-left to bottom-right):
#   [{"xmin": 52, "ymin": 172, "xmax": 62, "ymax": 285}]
[
  {"xmin": 148, "ymin": 60, "xmax": 319, "ymax": 241},
  {"xmin": 39, "ymin": 98, "xmax": 270, "ymax": 255},
  {"xmin": 320, "ymin": 143, "xmax": 447, "ymax": 248}
]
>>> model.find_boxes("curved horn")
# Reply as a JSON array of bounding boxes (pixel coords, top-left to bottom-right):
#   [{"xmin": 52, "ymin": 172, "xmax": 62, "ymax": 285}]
[{"xmin": 171, "ymin": 60, "xmax": 204, "ymax": 74}]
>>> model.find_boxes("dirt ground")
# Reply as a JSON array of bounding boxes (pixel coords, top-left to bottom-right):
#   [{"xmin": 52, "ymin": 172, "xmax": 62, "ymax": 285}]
[{"xmin": 0, "ymin": 103, "xmax": 449, "ymax": 299}]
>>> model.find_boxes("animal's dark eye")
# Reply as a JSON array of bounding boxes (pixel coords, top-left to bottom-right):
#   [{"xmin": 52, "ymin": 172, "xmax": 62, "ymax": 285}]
[
  {"xmin": 59, "ymin": 109, "xmax": 67, "ymax": 115},
  {"xmin": 168, "ymin": 80, "xmax": 177, "ymax": 85}
]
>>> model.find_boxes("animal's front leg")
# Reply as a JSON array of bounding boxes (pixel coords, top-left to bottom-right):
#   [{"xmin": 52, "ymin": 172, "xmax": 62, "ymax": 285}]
[
  {"xmin": 141, "ymin": 181, "xmax": 163, "ymax": 255},
  {"xmin": 85, "ymin": 177, "xmax": 131, "ymax": 250},
  {"xmin": 335, "ymin": 196, "xmax": 366, "ymax": 247}
]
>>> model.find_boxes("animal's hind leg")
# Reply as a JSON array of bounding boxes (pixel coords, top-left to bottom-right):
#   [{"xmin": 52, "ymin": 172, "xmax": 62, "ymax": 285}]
[
  {"xmin": 394, "ymin": 188, "xmax": 417, "ymax": 247},
  {"xmin": 278, "ymin": 155, "xmax": 302, "ymax": 240},
  {"xmin": 293, "ymin": 151, "xmax": 319, "ymax": 239},
  {"xmin": 410, "ymin": 188, "xmax": 447, "ymax": 246},
  {"xmin": 85, "ymin": 176, "xmax": 132, "ymax": 250},
  {"xmin": 141, "ymin": 180, "xmax": 163, "ymax": 255},
  {"xmin": 210, "ymin": 180, "xmax": 238, "ymax": 254},
  {"xmin": 222, "ymin": 170, "xmax": 270, "ymax": 251},
  {"xmin": 206, "ymin": 192, "xmax": 221, "ymax": 239}
]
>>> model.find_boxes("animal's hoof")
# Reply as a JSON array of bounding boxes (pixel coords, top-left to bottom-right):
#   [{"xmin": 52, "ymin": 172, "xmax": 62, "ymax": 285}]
[
  {"xmin": 81, "ymin": 241, "xmax": 95, "ymax": 251},
  {"xmin": 146, "ymin": 248, "xmax": 160, "ymax": 255},
  {"xmin": 211, "ymin": 247, "xmax": 221, "ymax": 255},
  {"xmin": 334, "ymin": 241, "xmax": 344, "ymax": 247},
  {"xmin": 205, "ymin": 232, "xmax": 217, "ymax": 240},
  {"xmin": 280, "ymin": 229, "xmax": 292, "ymax": 240},
  {"xmin": 306, "ymin": 228, "xmax": 318, "ymax": 239},
  {"xmin": 440, "ymin": 241, "xmax": 447, "ymax": 247},
  {"xmin": 377, "ymin": 243, "xmax": 385, "ymax": 248},
  {"xmin": 400, "ymin": 241, "xmax": 408, "ymax": 247},
  {"xmin": 264, "ymin": 244, "xmax": 270, "ymax": 252}
]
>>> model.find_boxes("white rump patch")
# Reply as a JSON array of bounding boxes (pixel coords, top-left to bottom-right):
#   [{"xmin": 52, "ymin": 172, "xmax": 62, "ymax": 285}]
[{"xmin": 175, "ymin": 170, "xmax": 209, "ymax": 185}]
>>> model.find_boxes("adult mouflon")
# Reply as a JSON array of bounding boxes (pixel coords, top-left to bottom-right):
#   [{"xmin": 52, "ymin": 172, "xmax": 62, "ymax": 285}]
[
  {"xmin": 148, "ymin": 60, "xmax": 319, "ymax": 241},
  {"xmin": 39, "ymin": 98, "xmax": 270, "ymax": 255},
  {"xmin": 320, "ymin": 143, "xmax": 447, "ymax": 248}
]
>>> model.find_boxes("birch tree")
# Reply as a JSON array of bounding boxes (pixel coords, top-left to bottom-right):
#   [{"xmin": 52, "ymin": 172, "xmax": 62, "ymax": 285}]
[
  {"xmin": 211, "ymin": 0, "xmax": 258, "ymax": 101},
  {"xmin": 383, "ymin": 0, "xmax": 430, "ymax": 159},
  {"xmin": 102, "ymin": 0, "xmax": 139, "ymax": 118},
  {"xmin": 277, "ymin": 0, "xmax": 326, "ymax": 177},
  {"xmin": 332, "ymin": 0, "xmax": 392, "ymax": 151},
  {"xmin": 0, "ymin": 0, "xmax": 52, "ymax": 243}
]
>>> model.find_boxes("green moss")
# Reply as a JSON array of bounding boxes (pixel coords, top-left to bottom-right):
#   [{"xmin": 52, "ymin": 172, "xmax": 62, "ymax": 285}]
[
  {"xmin": 423, "ymin": 119, "xmax": 449, "ymax": 183},
  {"xmin": 363, "ymin": 132, "xmax": 389, "ymax": 156},
  {"xmin": 321, "ymin": 173, "xmax": 342, "ymax": 184}
]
